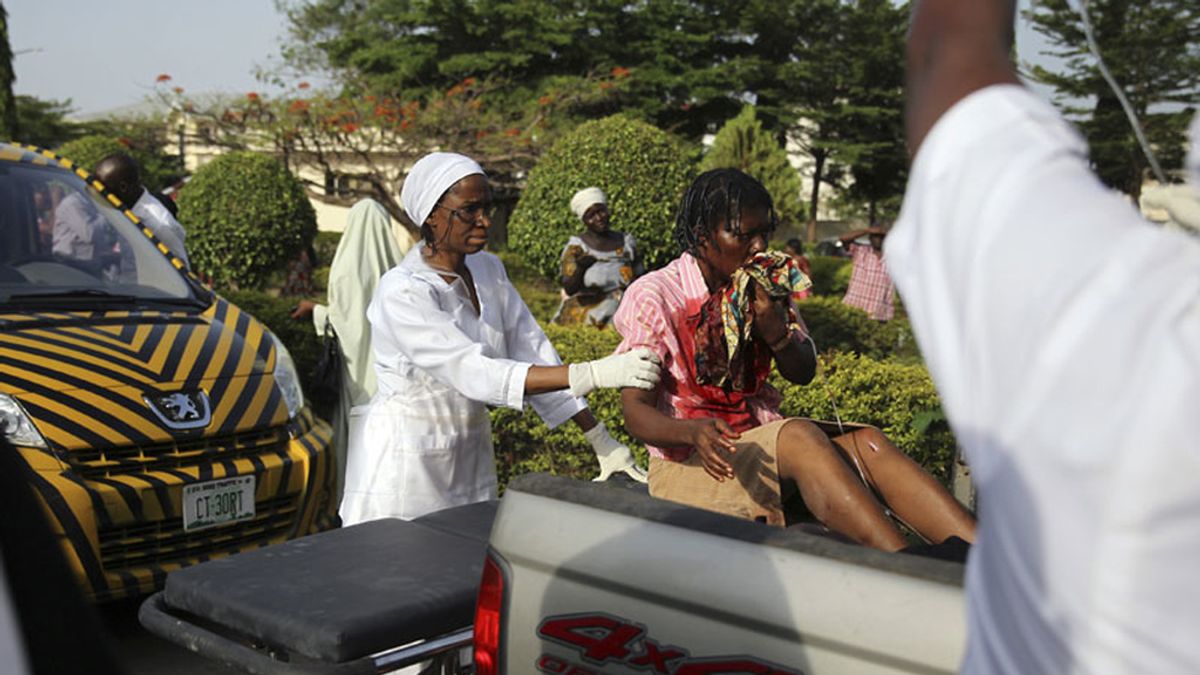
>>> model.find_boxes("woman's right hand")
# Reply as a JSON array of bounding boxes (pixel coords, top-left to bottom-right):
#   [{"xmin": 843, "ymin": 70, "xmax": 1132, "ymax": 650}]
[{"xmin": 687, "ymin": 419, "xmax": 740, "ymax": 481}]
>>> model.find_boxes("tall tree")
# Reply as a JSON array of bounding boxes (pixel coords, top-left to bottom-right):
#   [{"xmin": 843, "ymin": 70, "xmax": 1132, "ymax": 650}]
[
  {"xmin": 700, "ymin": 105, "xmax": 805, "ymax": 227},
  {"xmin": 839, "ymin": 0, "xmax": 908, "ymax": 225},
  {"xmin": 277, "ymin": 0, "xmax": 746, "ymax": 138},
  {"xmin": 742, "ymin": 0, "xmax": 908, "ymax": 239},
  {"xmin": 1026, "ymin": 0, "xmax": 1200, "ymax": 199},
  {"xmin": 0, "ymin": 1, "xmax": 18, "ymax": 140},
  {"xmin": 14, "ymin": 96, "xmax": 78, "ymax": 148}
]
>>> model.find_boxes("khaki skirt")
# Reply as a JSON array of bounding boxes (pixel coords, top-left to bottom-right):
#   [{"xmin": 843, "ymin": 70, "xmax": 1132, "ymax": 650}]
[{"xmin": 648, "ymin": 419, "xmax": 791, "ymax": 527}]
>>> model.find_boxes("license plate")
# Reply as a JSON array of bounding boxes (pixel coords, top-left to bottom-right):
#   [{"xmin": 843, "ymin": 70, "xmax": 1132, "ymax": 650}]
[{"xmin": 182, "ymin": 476, "xmax": 255, "ymax": 532}]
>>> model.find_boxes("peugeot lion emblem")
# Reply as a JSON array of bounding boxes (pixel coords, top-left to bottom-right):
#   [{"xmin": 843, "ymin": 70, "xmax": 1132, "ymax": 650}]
[{"xmin": 145, "ymin": 390, "xmax": 212, "ymax": 430}]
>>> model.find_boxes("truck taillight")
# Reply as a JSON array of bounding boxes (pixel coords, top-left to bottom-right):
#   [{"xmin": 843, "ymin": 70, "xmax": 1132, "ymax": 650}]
[{"xmin": 474, "ymin": 553, "xmax": 504, "ymax": 675}]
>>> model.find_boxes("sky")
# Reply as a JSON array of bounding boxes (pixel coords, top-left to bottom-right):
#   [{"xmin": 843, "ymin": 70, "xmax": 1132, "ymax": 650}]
[
  {"xmin": 9, "ymin": 0, "xmax": 1059, "ymax": 119},
  {"xmin": 9, "ymin": 0, "xmax": 304, "ymax": 117}
]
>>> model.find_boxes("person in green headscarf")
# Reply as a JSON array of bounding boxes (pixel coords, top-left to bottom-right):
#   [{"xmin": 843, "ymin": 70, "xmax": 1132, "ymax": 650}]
[{"xmin": 292, "ymin": 198, "xmax": 407, "ymax": 499}]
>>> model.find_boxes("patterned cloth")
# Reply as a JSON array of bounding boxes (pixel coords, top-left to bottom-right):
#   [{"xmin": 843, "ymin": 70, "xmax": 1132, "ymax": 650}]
[
  {"xmin": 694, "ymin": 252, "xmax": 812, "ymax": 391},
  {"xmin": 613, "ymin": 253, "xmax": 809, "ymax": 461},
  {"xmin": 552, "ymin": 233, "xmax": 640, "ymax": 327},
  {"xmin": 842, "ymin": 242, "xmax": 895, "ymax": 320}
]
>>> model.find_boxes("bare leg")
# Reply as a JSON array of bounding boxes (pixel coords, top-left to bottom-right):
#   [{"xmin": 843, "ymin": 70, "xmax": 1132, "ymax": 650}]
[
  {"xmin": 830, "ymin": 427, "xmax": 976, "ymax": 544},
  {"xmin": 776, "ymin": 420, "xmax": 908, "ymax": 551}
]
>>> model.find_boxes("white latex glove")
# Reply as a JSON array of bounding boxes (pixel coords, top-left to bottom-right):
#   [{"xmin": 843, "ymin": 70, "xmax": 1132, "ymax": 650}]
[
  {"xmin": 568, "ymin": 347, "xmax": 660, "ymax": 398},
  {"xmin": 584, "ymin": 422, "xmax": 648, "ymax": 484}
]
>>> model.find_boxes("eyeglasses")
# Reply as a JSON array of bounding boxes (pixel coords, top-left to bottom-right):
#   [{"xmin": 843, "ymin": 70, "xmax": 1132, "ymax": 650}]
[{"xmin": 436, "ymin": 202, "xmax": 494, "ymax": 225}]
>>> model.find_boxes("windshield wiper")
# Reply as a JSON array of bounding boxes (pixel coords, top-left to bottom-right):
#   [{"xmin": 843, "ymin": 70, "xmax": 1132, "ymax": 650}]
[{"xmin": 3, "ymin": 289, "xmax": 140, "ymax": 305}]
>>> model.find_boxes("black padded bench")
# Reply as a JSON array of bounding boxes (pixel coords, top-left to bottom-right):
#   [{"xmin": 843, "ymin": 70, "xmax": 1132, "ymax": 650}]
[{"xmin": 140, "ymin": 500, "xmax": 498, "ymax": 674}]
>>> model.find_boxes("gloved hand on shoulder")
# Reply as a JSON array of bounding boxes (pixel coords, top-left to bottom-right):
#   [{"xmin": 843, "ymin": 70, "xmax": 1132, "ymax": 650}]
[
  {"xmin": 584, "ymin": 422, "xmax": 648, "ymax": 484},
  {"xmin": 568, "ymin": 347, "xmax": 660, "ymax": 398}
]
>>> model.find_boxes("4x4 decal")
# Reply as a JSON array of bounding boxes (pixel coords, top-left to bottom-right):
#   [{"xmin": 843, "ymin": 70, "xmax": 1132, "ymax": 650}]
[{"xmin": 537, "ymin": 612, "xmax": 802, "ymax": 674}]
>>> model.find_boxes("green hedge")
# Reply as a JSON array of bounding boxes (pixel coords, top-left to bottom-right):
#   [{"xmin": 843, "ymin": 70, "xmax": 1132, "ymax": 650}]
[
  {"xmin": 55, "ymin": 134, "xmax": 177, "ymax": 193},
  {"xmin": 771, "ymin": 351, "xmax": 955, "ymax": 484},
  {"xmin": 797, "ymin": 296, "xmax": 916, "ymax": 360},
  {"xmin": 178, "ymin": 152, "xmax": 316, "ymax": 290},
  {"xmin": 507, "ymin": 115, "xmax": 696, "ymax": 279},
  {"xmin": 806, "ymin": 255, "xmax": 852, "ymax": 297}
]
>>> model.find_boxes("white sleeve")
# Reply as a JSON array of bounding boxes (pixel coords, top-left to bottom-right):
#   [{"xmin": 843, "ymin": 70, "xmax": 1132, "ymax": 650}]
[
  {"xmin": 496, "ymin": 258, "xmax": 584, "ymax": 428},
  {"xmin": 888, "ymin": 84, "xmax": 1200, "ymax": 439},
  {"xmin": 370, "ymin": 274, "xmax": 531, "ymax": 411}
]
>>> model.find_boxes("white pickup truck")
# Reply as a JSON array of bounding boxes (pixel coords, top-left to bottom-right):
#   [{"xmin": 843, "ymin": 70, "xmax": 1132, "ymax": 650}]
[
  {"xmin": 142, "ymin": 472, "xmax": 968, "ymax": 674},
  {"xmin": 476, "ymin": 473, "xmax": 968, "ymax": 675}
]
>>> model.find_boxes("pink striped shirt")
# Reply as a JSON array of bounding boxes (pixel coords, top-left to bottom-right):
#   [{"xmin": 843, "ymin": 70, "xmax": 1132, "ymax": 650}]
[
  {"xmin": 613, "ymin": 253, "xmax": 784, "ymax": 461},
  {"xmin": 842, "ymin": 242, "xmax": 895, "ymax": 320}
]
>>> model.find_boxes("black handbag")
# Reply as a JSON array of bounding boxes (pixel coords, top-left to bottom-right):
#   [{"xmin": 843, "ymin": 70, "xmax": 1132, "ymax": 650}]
[{"xmin": 310, "ymin": 320, "xmax": 343, "ymax": 408}]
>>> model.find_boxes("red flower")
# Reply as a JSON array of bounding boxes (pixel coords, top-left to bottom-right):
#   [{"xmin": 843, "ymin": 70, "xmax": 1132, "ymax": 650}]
[
  {"xmin": 289, "ymin": 99, "xmax": 310, "ymax": 113},
  {"xmin": 503, "ymin": 127, "xmax": 520, "ymax": 137},
  {"xmin": 462, "ymin": 77, "xmax": 477, "ymax": 87},
  {"xmin": 297, "ymin": 81, "xmax": 311, "ymax": 90},
  {"xmin": 341, "ymin": 122, "xmax": 359, "ymax": 133},
  {"xmin": 537, "ymin": 95, "xmax": 553, "ymax": 106},
  {"xmin": 172, "ymin": 86, "xmax": 185, "ymax": 95},
  {"xmin": 611, "ymin": 66, "xmax": 630, "ymax": 78},
  {"xmin": 246, "ymin": 92, "xmax": 260, "ymax": 102},
  {"xmin": 155, "ymin": 73, "xmax": 172, "ymax": 83},
  {"xmin": 401, "ymin": 119, "xmax": 411, "ymax": 130}
]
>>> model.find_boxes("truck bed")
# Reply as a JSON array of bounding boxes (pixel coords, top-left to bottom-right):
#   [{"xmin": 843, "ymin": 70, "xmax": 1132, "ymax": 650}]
[{"xmin": 490, "ymin": 474, "xmax": 966, "ymax": 674}]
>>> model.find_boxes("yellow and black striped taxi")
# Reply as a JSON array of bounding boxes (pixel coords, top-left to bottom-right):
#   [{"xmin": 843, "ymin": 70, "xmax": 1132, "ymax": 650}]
[{"xmin": 0, "ymin": 143, "xmax": 337, "ymax": 601}]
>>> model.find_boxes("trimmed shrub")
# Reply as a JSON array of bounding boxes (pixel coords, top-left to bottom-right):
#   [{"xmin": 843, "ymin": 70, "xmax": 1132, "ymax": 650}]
[
  {"xmin": 55, "ymin": 133, "xmax": 178, "ymax": 192},
  {"xmin": 497, "ymin": 250, "xmax": 561, "ymax": 323},
  {"xmin": 699, "ymin": 106, "xmax": 805, "ymax": 228},
  {"xmin": 178, "ymin": 152, "xmax": 317, "ymax": 290},
  {"xmin": 55, "ymin": 135, "xmax": 126, "ymax": 173},
  {"xmin": 806, "ymin": 255, "xmax": 852, "ymax": 296},
  {"xmin": 771, "ymin": 352, "xmax": 956, "ymax": 485},
  {"xmin": 313, "ymin": 231, "xmax": 343, "ymax": 269},
  {"xmin": 507, "ymin": 115, "xmax": 695, "ymax": 279},
  {"xmin": 798, "ymin": 296, "xmax": 908, "ymax": 359},
  {"xmin": 220, "ymin": 289, "xmax": 331, "ymax": 419}
]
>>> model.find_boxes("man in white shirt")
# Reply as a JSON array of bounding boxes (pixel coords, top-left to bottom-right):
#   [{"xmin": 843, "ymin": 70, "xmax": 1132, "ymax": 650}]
[
  {"xmin": 892, "ymin": 1, "xmax": 1200, "ymax": 672},
  {"xmin": 95, "ymin": 153, "xmax": 190, "ymax": 267}
]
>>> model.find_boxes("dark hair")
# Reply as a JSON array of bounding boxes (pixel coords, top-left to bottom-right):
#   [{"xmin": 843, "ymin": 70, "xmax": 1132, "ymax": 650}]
[
  {"xmin": 673, "ymin": 168, "xmax": 777, "ymax": 256},
  {"xmin": 786, "ymin": 238, "xmax": 804, "ymax": 254}
]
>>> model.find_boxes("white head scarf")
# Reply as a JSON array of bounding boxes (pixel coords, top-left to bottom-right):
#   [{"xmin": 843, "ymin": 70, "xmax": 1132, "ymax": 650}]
[
  {"xmin": 400, "ymin": 152, "xmax": 487, "ymax": 227},
  {"xmin": 570, "ymin": 187, "xmax": 607, "ymax": 221}
]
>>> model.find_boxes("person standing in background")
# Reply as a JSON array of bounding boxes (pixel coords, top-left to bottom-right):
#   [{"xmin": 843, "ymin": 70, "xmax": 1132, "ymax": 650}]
[
  {"xmin": 94, "ymin": 153, "xmax": 189, "ymax": 267},
  {"xmin": 839, "ymin": 226, "xmax": 893, "ymax": 320},
  {"xmin": 292, "ymin": 198, "xmax": 407, "ymax": 500}
]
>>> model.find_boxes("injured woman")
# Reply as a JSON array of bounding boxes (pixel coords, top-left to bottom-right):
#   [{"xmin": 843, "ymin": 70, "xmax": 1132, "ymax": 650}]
[{"xmin": 614, "ymin": 168, "xmax": 975, "ymax": 551}]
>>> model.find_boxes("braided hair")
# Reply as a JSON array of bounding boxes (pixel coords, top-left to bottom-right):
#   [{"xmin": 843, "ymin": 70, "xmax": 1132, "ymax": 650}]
[{"xmin": 673, "ymin": 168, "xmax": 778, "ymax": 256}]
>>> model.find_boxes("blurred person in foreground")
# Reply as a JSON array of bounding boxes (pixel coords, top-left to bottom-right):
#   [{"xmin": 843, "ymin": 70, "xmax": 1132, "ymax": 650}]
[{"xmin": 893, "ymin": 1, "xmax": 1200, "ymax": 672}]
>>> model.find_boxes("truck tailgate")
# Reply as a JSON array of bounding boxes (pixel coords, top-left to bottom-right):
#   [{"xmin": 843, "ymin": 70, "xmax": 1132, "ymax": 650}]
[{"xmin": 490, "ymin": 474, "xmax": 965, "ymax": 674}]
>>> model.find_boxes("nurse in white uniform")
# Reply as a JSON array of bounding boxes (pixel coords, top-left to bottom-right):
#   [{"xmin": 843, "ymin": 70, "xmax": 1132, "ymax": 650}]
[{"xmin": 340, "ymin": 152, "xmax": 661, "ymax": 524}]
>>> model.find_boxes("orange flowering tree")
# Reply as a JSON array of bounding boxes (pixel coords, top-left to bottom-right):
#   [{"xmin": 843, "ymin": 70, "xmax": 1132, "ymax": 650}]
[{"xmin": 156, "ymin": 71, "xmax": 630, "ymax": 238}]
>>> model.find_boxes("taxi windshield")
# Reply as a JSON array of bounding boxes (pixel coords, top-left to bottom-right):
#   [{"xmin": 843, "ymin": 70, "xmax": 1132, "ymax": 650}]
[{"xmin": 0, "ymin": 161, "xmax": 207, "ymax": 310}]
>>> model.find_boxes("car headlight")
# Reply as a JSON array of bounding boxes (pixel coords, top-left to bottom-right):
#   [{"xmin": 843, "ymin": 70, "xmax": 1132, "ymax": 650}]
[
  {"xmin": 268, "ymin": 333, "xmax": 306, "ymax": 419},
  {"xmin": 0, "ymin": 393, "xmax": 49, "ymax": 449}
]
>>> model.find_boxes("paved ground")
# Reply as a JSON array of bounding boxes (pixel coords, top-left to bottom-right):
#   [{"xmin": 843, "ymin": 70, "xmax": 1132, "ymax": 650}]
[{"xmin": 99, "ymin": 597, "xmax": 237, "ymax": 674}]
